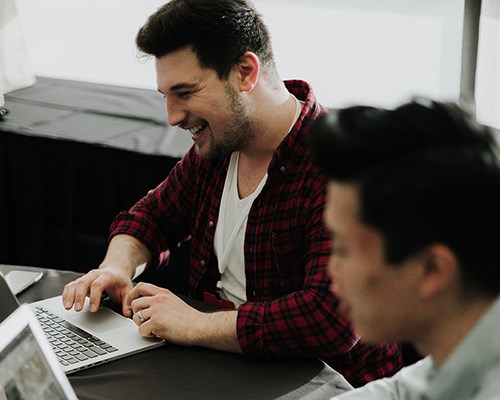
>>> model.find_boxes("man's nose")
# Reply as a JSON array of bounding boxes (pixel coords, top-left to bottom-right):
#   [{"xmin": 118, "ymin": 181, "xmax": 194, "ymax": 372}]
[{"xmin": 165, "ymin": 97, "xmax": 187, "ymax": 127}]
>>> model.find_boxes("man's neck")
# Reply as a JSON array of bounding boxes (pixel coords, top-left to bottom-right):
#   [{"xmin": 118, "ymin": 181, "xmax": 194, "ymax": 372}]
[
  {"xmin": 240, "ymin": 90, "xmax": 299, "ymax": 164},
  {"xmin": 236, "ymin": 84, "xmax": 299, "ymax": 198},
  {"xmin": 416, "ymin": 296, "xmax": 495, "ymax": 365}
]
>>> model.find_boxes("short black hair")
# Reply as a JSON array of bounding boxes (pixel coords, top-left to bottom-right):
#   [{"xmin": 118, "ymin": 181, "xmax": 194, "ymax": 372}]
[
  {"xmin": 310, "ymin": 99, "xmax": 500, "ymax": 296},
  {"xmin": 136, "ymin": 0, "xmax": 275, "ymax": 79}
]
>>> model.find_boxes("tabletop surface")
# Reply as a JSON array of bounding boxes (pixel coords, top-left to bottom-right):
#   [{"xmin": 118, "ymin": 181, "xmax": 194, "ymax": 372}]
[{"xmin": 0, "ymin": 264, "xmax": 350, "ymax": 400}]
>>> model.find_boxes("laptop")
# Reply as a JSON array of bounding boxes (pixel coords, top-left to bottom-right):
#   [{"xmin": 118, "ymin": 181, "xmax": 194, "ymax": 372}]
[
  {"xmin": 0, "ymin": 273, "xmax": 164, "ymax": 375},
  {"xmin": 0, "ymin": 304, "xmax": 78, "ymax": 400}
]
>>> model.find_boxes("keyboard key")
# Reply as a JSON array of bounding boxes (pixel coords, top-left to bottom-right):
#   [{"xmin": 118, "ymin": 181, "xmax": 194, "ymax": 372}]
[
  {"xmin": 35, "ymin": 309, "xmax": 114, "ymax": 367},
  {"xmin": 82, "ymin": 349, "xmax": 98, "ymax": 358}
]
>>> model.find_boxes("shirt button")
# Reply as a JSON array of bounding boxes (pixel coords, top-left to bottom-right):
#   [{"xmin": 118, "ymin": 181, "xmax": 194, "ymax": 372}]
[
  {"xmin": 280, "ymin": 166, "xmax": 286, "ymax": 173},
  {"xmin": 200, "ymin": 260, "xmax": 206, "ymax": 267},
  {"xmin": 208, "ymin": 221, "xmax": 214, "ymax": 229}
]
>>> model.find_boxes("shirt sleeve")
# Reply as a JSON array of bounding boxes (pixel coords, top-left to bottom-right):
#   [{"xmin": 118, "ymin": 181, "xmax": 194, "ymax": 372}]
[{"xmin": 108, "ymin": 147, "xmax": 196, "ymax": 258}]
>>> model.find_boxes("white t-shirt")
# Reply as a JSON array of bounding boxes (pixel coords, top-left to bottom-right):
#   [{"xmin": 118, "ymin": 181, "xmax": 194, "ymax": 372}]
[{"xmin": 214, "ymin": 151, "xmax": 267, "ymax": 307}]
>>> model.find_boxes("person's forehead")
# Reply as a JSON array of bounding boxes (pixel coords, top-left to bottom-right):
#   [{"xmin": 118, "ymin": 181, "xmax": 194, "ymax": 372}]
[
  {"xmin": 327, "ymin": 182, "xmax": 359, "ymax": 218},
  {"xmin": 327, "ymin": 182, "xmax": 384, "ymax": 252},
  {"xmin": 155, "ymin": 48, "xmax": 209, "ymax": 90},
  {"xmin": 327, "ymin": 182, "xmax": 370, "ymax": 235}
]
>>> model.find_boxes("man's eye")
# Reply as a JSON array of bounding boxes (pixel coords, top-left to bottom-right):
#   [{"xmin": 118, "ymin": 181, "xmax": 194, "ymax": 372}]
[{"xmin": 178, "ymin": 92, "xmax": 191, "ymax": 99}]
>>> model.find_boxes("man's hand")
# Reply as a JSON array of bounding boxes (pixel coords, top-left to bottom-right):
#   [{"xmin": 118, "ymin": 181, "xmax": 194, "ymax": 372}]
[
  {"xmin": 62, "ymin": 234, "xmax": 151, "ymax": 314},
  {"xmin": 62, "ymin": 268, "xmax": 133, "ymax": 314},
  {"xmin": 126, "ymin": 282, "xmax": 242, "ymax": 353}
]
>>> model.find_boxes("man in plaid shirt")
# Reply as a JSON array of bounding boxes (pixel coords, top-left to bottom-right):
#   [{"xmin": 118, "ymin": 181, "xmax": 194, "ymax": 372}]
[{"xmin": 62, "ymin": 0, "xmax": 402, "ymax": 387}]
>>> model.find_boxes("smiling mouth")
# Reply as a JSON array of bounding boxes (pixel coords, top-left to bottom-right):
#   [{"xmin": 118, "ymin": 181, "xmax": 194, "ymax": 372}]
[{"xmin": 188, "ymin": 123, "xmax": 207, "ymax": 136}]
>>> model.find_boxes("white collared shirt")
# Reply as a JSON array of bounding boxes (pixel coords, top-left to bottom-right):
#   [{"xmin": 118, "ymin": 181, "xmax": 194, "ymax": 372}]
[{"xmin": 327, "ymin": 296, "xmax": 500, "ymax": 400}]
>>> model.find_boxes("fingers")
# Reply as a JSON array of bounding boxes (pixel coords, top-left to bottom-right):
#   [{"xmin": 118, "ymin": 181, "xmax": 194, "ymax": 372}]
[
  {"xmin": 131, "ymin": 305, "xmax": 157, "ymax": 338},
  {"xmin": 62, "ymin": 269, "xmax": 132, "ymax": 313},
  {"xmin": 138, "ymin": 320, "xmax": 159, "ymax": 339},
  {"xmin": 128, "ymin": 286, "xmax": 172, "ymax": 337},
  {"xmin": 130, "ymin": 295, "xmax": 152, "ymax": 315},
  {"xmin": 132, "ymin": 294, "xmax": 206, "ymax": 344},
  {"xmin": 88, "ymin": 280, "xmax": 107, "ymax": 312},
  {"xmin": 122, "ymin": 282, "xmax": 158, "ymax": 317},
  {"xmin": 132, "ymin": 307, "xmax": 149, "ymax": 325},
  {"xmin": 124, "ymin": 282, "xmax": 168, "ymax": 308},
  {"xmin": 62, "ymin": 270, "xmax": 101, "ymax": 311}
]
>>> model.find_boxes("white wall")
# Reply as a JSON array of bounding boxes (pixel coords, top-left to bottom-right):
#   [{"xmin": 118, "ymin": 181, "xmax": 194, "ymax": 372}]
[
  {"xmin": 15, "ymin": 0, "xmax": 464, "ymax": 108},
  {"xmin": 475, "ymin": 0, "xmax": 500, "ymax": 129}
]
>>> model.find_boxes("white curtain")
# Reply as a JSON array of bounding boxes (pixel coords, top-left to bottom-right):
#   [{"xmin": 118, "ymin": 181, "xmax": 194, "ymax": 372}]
[
  {"xmin": 475, "ymin": 0, "xmax": 500, "ymax": 129},
  {"xmin": 0, "ymin": 0, "xmax": 36, "ymax": 96}
]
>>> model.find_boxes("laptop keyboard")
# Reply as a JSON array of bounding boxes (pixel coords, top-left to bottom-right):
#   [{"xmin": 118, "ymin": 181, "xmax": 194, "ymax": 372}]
[{"xmin": 34, "ymin": 306, "xmax": 118, "ymax": 366}]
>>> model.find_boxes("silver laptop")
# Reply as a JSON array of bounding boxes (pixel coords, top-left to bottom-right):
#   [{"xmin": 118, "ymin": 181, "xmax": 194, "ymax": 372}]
[
  {"xmin": 0, "ymin": 304, "xmax": 78, "ymax": 400},
  {"xmin": 0, "ymin": 273, "xmax": 164, "ymax": 374}
]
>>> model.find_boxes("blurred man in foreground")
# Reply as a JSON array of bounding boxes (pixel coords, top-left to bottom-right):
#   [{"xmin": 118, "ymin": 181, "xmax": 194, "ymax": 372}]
[{"xmin": 309, "ymin": 99, "xmax": 500, "ymax": 399}]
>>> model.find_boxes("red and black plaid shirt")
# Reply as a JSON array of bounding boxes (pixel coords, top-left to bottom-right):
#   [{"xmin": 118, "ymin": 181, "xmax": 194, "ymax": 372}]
[{"xmin": 110, "ymin": 80, "xmax": 403, "ymax": 387}]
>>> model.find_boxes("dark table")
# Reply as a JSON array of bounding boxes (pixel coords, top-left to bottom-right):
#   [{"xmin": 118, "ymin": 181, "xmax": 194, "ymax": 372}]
[{"xmin": 0, "ymin": 264, "xmax": 351, "ymax": 400}]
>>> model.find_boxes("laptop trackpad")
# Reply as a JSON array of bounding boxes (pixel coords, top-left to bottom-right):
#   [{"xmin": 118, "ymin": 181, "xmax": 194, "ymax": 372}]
[{"xmin": 67, "ymin": 307, "xmax": 134, "ymax": 334}]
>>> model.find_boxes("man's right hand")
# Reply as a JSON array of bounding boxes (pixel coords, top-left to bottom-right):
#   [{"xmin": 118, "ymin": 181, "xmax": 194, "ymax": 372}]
[
  {"xmin": 62, "ymin": 234, "xmax": 152, "ymax": 316},
  {"xmin": 62, "ymin": 268, "xmax": 134, "ymax": 316}
]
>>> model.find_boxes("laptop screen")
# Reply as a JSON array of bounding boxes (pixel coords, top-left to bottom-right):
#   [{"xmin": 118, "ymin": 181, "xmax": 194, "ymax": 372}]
[
  {"xmin": 0, "ymin": 273, "xmax": 21, "ymax": 323},
  {"xmin": 0, "ymin": 304, "xmax": 78, "ymax": 400},
  {"xmin": 0, "ymin": 325, "xmax": 69, "ymax": 400}
]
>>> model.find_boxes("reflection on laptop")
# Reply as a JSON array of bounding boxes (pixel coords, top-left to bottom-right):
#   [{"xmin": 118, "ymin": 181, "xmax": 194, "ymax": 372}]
[
  {"xmin": 0, "ymin": 304, "xmax": 78, "ymax": 400},
  {"xmin": 0, "ymin": 273, "xmax": 164, "ymax": 375}
]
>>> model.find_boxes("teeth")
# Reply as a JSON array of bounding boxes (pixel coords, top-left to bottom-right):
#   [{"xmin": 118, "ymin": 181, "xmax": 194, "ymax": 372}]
[{"xmin": 189, "ymin": 124, "xmax": 205, "ymax": 135}]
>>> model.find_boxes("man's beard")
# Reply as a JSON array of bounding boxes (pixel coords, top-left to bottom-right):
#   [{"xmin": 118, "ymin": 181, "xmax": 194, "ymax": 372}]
[{"xmin": 197, "ymin": 84, "xmax": 254, "ymax": 161}]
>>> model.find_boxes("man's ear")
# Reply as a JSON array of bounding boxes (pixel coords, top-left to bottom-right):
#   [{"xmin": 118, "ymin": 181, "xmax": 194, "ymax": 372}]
[
  {"xmin": 419, "ymin": 244, "xmax": 460, "ymax": 298},
  {"xmin": 234, "ymin": 51, "xmax": 260, "ymax": 92}
]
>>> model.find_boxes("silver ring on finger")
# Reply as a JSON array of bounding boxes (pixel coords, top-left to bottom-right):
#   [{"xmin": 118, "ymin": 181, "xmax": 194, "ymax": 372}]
[{"xmin": 136, "ymin": 309, "xmax": 145, "ymax": 322}]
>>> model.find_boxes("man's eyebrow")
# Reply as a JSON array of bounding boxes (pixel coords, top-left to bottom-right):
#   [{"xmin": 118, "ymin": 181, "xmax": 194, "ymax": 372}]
[{"xmin": 167, "ymin": 82, "xmax": 199, "ymax": 93}]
